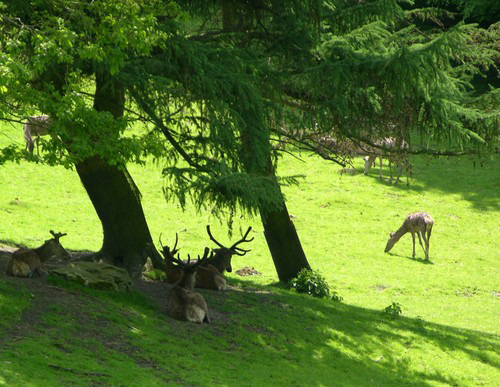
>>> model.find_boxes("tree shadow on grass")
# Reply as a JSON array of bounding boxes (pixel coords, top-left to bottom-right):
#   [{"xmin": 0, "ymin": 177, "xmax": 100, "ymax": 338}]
[
  {"xmin": 224, "ymin": 277, "xmax": 499, "ymax": 386},
  {"xmin": 373, "ymin": 156, "xmax": 500, "ymax": 212},
  {"xmin": 1, "ymin": 263, "xmax": 498, "ymax": 386}
]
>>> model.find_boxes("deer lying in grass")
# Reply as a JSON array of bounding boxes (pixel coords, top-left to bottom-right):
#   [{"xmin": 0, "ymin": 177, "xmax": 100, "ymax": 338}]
[
  {"xmin": 385, "ymin": 212, "xmax": 434, "ymax": 260},
  {"xmin": 6, "ymin": 230, "xmax": 70, "ymax": 277},
  {"xmin": 205, "ymin": 225, "xmax": 253, "ymax": 274},
  {"xmin": 23, "ymin": 115, "xmax": 53, "ymax": 155},
  {"xmin": 161, "ymin": 226, "xmax": 253, "ymax": 290},
  {"xmin": 161, "ymin": 234, "xmax": 227, "ymax": 291},
  {"xmin": 162, "ymin": 247, "xmax": 211, "ymax": 324},
  {"xmin": 363, "ymin": 137, "xmax": 409, "ymax": 184}
]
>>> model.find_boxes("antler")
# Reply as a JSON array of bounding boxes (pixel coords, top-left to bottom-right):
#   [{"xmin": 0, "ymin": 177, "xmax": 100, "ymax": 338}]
[
  {"xmin": 206, "ymin": 225, "xmax": 254, "ymax": 256},
  {"xmin": 206, "ymin": 225, "xmax": 225, "ymax": 249},
  {"xmin": 230, "ymin": 227, "xmax": 254, "ymax": 256},
  {"xmin": 159, "ymin": 233, "xmax": 180, "ymax": 258},
  {"xmin": 49, "ymin": 230, "xmax": 67, "ymax": 241},
  {"xmin": 160, "ymin": 232, "xmax": 212, "ymax": 270}
]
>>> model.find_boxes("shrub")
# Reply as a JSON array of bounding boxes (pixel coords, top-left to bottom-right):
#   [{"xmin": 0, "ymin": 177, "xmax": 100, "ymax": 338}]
[
  {"xmin": 383, "ymin": 302, "xmax": 403, "ymax": 319},
  {"xmin": 289, "ymin": 268, "xmax": 331, "ymax": 298},
  {"xmin": 330, "ymin": 291, "xmax": 343, "ymax": 302}
]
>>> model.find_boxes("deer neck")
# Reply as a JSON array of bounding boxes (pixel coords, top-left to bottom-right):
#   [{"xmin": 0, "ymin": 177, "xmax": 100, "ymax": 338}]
[
  {"xmin": 34, "ymin": 243, "xmax": 54, "ymax": 263},
  {"xmin": 391, "ymin": 225, "xmax": 408, "ymax": 243},
  {"xmin": 211, "ymin": 249, "xmax": 230, "ymax": 273},
  {"xmin": 176, "ymin": 271, "xmax": 196, "ymax": 290}
]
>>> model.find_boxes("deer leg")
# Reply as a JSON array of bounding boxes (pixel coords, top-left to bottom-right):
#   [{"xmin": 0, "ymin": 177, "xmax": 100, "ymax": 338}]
[
  {"xmin": 394, "ymin": 162, "xmax": 402, "ymax": 185},
  {"xmin": 423, "ymin": 231, "xmax": 430, "ymax": 260},
  {"xmin": 35, "ymin": 133, "xmax": 41, "ymax": 156},
  {"xmin": 411, "ymin": 232, "xmax": 416, "ymax": 258},
  {"xmin": 417, "ymin": 231, "xmax": 426, "ymax": 257}
]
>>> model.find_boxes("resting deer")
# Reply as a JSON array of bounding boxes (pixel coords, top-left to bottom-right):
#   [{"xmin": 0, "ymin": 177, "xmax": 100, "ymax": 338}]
[
  {"xmin": 6, "ymin": 230, "xmax": 70, "ymax": 277},
  {"xmin": 204, "ymin": 225, "xmax": 253, "ymax": 274},
  {"xmin": 24, "ymin": 115, "xmax": 53, "ymax": 155},
  {"xmin": 161, "ymin": 226, "xmax": 253, "ymax": 290},
  {"xmin": 161, "ymin": 234, "xmax": 227, "ymax": 290},
  {"xmin": 363, "ymin": 137, "xmax": 409, "ymax": 184},
  {"xmin": 162, "ymin": 247, "xmax": 211, "ymax": 323},
  {"xmin": 385, "ymin": 212, "xmax": 434, "ymax": 260}
]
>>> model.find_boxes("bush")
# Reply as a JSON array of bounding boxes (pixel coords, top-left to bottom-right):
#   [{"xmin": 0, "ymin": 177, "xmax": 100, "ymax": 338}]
[
  {"xmin": 289, "ymin": 268, "xmax": 331, "ymax": 298},
  {"xmin": 383, "ymin": 302, "xmax": 403, "ymax": 319}
]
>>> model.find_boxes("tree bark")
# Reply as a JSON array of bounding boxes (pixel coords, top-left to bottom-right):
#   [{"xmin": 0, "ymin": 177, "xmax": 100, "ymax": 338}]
[
  {"xmin": 74, "ymin": 72, "xmax": 163, "ymax": 277},
  {"xmin": 259, "ymin": 191, "xmax": 311, "ymax": 282}
]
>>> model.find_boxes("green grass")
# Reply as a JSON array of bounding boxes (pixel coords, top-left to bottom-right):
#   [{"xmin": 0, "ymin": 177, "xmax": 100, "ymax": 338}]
[{"xmin": 0, "ymin": 121, "xmax": 499, "ymax": 385}]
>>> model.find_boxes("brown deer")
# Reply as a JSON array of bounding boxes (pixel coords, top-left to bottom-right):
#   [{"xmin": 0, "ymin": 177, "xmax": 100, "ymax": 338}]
[
  {"xmin": 161, "ymin": 226, "xmax": 253, "ymax": 290},
  {"xmin": 385, "ymin": 212, "xmax": 434, "ymax": 260},
  {"xmin": 162, "ymin": 247, "xmax": 211, "ymax": 324},
  {"xmin": 161, "ymin": 234, "xmax": 227, "ymax": 290},
  {"xmin": 363, "ymin": 137, "xmax": 409, "ymax": 184},
  {"xmin": 6, "ymin": 230, "xmax": 70, "ymax": 277},
  {"xmin": 24, "ymin": 115, "xmax": 53, "ymax": 155},
  {"xmin": 205, "ymin": 225, "xmax": 254, "ymax": 274}
]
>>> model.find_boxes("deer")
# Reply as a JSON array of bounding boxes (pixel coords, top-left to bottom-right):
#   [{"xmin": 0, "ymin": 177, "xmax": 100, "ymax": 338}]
[
  {"xmin": 205, "ymin": 225, "xmax": 254, "ymax": 275},
  {"xmin": 6, "ymin": 230, "xmax": 70, "ymax": 277},
  {"xmin": 161, "ymin": 246, "xmax": 211, "ymax": 323},
  {"xmin": 363, "ymin": 137, "xmax": 409, "ymax": 184},
  {"xmin": 23, "ymin": 115, "xmax": 53, "ymax": 155},
  {"xmin": 385, "ymin": 212, "xmax": 434, "ymax": 261},
  {"xmin": 161, "ymin": 234, "xmax": 227, "ymax": 291},
  {"xmin": 161, "ymin": 226, "xmax": 253, "ymax": 290}
]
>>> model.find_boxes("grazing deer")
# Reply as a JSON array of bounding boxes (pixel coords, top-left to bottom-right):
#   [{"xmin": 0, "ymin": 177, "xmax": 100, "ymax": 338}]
[
  {"xmin": 161, "ymin": 234, "xmax": 227, "ymax": 290},
  {"xmin": 363, "ymin": 137, "xmax": 409, "ymax": 184},
  {"xmin": 385, "ymin": 212, "xmax": 434, "ymax": 260},
  {"xmin": 162, "ymin": 247, "xmax": 211, "ymax": 324},
  {"xmin": 24, "ymin": 115, "xmax": 53, "ymax": 155},
  {"xmin": 6, "ymin": 230, "xmax": 70, "ymax": 277}
]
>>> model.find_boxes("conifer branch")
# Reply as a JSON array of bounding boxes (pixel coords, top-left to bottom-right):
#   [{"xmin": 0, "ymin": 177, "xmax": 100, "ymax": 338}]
[{"xmin": 128, "ymin": 87, "xmax": 209, "ymax": 173}]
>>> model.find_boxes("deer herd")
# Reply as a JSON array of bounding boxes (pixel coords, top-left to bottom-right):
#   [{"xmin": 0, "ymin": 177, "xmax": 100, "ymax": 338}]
[{"xmin": 7, "ymin": 117, "xmax": 434, "ymax": 323}]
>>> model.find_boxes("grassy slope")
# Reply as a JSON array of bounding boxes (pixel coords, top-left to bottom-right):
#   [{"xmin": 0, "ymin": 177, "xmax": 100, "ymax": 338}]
[{"xmin": 0, "ymin": 121, "xmax": 499, "ymax": 385}]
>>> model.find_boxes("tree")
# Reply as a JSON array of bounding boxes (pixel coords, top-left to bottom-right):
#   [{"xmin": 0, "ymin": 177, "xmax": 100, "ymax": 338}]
[
  {"xmin": 0, "ymin": 0, "xmax": 169, "ymax": 277},
  {"xmin": 1, "ymin": 0, "xmax": 496, "ymax": 282}
]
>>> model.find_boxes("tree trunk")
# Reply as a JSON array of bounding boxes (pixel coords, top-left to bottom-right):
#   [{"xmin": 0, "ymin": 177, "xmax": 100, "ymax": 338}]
[
  {"xmin": 74, "ymin": 72, "xmax": 163, "ymax": 277},
  {"xmin": 259, "ymin": 194, "xmax": 311, "ymax": 282},
  {"xmin": 223, "ymin": 2, "xmax": 312, "ymax": 282}
]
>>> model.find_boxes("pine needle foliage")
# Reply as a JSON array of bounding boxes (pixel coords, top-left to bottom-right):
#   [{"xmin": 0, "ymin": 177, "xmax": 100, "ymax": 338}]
[{"xmin": 1, "ymin": 0, "xmax": 498, "ymax": 217}]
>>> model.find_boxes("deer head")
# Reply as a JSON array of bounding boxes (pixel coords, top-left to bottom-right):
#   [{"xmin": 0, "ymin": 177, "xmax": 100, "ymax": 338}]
[
  {"xmin": 37, "ymin": 230, "xmax": 70, "ymax": 262},
  {"xmin": 160, "ymin": 235, "xmax": 212, "ymax": 290},
  {"xmin": 205, "ymin": 225, "xmax": 253, "ymax": 274}
]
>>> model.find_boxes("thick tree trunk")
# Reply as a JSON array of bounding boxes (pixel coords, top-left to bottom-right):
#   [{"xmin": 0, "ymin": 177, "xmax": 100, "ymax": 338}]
[
  {"xmin": 259, "ymin": 194, "xmax": 311, "ymax": 282},
  {"xmin": 75, "ymin": 158, "xmax": 161, "ymax": 278},
  {"xmin": 74, "ymin": 72, "xmax": 163, "ymax": 277}
]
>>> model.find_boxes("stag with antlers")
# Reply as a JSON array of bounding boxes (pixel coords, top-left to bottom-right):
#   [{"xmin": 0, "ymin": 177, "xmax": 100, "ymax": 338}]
[
  {"xmin": 161, "ymin": 233, "xmax": 227, "ymax": 290},
  {"xmin": 6, "ymin": 230, "xmax": 70, "ymax": 277},
  {"xmin": 160, "ymin": 226, "xmax": 254, "ymax": 290},
  {"xmin": 161, "ymin": 246, "xmax": 211, "ymax": 323},
  {"xmin": 205, "ymin": 225, "xmax": 254, "ymax": 274}
]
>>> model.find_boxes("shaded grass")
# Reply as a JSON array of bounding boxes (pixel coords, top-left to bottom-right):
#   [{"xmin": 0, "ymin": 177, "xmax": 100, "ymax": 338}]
[
  {"xmin": 1, "ymin": 121, "xmax": 499, "ymax": 385},
  {"xmin": 0, "ymin": 275, "xmax": 498, "ymax": 386}
]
